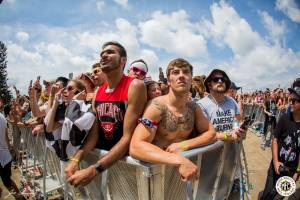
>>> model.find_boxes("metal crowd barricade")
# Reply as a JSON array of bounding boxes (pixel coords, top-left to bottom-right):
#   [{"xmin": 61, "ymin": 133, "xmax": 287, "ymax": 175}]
[
  {"xmin": 10, "ymin": 124, "xmax": 248, "ymax": 200},
  {"xmin": 8, "ymin": 123, "xmax": 63, "ymax": 199},
  {"xmin": 77, "ymin": 140, "xmax": 244, "ymax": 200},
  {"xmin": 242, "ymin": 103, "xmax": 287, "ymax": 137}
]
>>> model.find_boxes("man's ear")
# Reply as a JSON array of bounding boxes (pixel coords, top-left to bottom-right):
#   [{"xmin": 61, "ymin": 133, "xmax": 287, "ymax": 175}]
[{"xmin": 121, "ymin": 57, "xmax": 127, "ymax": 69}]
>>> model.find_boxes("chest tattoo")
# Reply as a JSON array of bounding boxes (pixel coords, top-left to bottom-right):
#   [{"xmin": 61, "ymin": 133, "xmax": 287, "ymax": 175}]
[{"xmin": 153, "ymin": 100, "xmax": 195, "ymax": 132}]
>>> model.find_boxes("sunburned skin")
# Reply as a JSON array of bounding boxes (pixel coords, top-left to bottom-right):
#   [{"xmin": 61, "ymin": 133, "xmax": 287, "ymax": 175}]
[{"xmin": 151, "ymin": 99, "xmax": 197, "ymax": 149}]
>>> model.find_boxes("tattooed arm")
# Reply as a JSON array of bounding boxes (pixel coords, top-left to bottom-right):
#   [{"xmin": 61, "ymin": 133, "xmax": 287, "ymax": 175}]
[{"xmin": 130, "ymin": 98, "xmax": 198, "ymax": 181}]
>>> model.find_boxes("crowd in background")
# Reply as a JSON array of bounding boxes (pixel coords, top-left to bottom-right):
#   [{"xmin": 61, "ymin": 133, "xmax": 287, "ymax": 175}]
[{"xmin": 0, "ymin": 41, "xmax": 299, "ymax": 200}]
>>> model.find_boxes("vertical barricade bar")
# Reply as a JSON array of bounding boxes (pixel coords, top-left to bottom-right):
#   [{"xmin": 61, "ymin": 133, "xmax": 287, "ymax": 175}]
[
  {"xmin": 149, "ymin": 165, "xmax": 164, "ymax": 200},
  {"xmin": 43, "ymin": 145, "xmax": 48, "ymax": 200},
  {"xmin": 136, "ymin": 166, "xmax": 150, "ymax": 200},
  {"xmin": 192, "ymin": 154, "xmax": 202, "ymax": 200},
  {"xmin": 80, "ymin": 150, "xmax": 106, "ymax": 200},
  {"xmin": 214, "ymin": 142, "xmax": 239, "ymax": 200}
]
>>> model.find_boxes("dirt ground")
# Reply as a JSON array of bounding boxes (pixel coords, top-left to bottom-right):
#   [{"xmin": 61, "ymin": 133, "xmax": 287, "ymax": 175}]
[
  {"xmin": 229, "ymin": 129, "xmax": 300, "ymax": 200},
  {"xmin": 1, "ymin": 129, "xmax": 299, "ymax": 200}
]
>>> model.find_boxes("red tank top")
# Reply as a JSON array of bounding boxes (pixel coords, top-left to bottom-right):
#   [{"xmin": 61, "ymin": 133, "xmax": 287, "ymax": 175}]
[{"xmin": 95, "ymin": 74, "xmax": 134, "ymax": 150}]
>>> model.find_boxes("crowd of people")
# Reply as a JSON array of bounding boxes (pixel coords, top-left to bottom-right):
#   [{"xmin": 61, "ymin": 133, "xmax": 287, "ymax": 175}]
[{"xmin": 0, "ymin": 41, "xmax": 300, "ymax": 199}]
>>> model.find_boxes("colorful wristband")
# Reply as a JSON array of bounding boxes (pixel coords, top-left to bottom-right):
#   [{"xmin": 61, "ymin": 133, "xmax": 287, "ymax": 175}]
[
  {"xmin": 138, "ymin": 117, "xmax": 158, "ymax": 128},
  {"xmin": 69, "ymin": 157, "xmax": 80, "ymax": 166},
  {"xmin": 223, "ymin": 131, "xmax": 231, "ymax": 141},
  {"xmin": 180, "ymin": 141, "xmax": 189, "ymax": 151}
]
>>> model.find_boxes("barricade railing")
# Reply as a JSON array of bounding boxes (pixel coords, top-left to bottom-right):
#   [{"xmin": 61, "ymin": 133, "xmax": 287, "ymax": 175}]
[
  {"xmin": 242, "ymin": 102, "xmax": 287, "ymax": 136},
  {"xmin": 9, "ymin": 123, "xmax": 248, "ymax": 200}
]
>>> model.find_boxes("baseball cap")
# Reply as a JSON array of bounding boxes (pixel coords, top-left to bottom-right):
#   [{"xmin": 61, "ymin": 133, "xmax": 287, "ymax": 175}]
[
  {"xmin": 230, "ymin": 82, "xmax": 241, "ymax": 90},
  {"xmin": 288, "ymin": 78, "xmax": 300, "ymax": 99}
]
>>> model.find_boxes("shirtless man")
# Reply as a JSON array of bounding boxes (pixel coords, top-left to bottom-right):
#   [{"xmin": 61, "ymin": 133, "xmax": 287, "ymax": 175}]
[{"xmin": 130, "ymin": 58, "xmax": 216, "ymax": 181}]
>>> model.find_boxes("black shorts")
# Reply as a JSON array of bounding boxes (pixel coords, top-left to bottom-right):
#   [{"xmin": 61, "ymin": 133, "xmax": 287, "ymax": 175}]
[{"xmin": 0, "ymin": 161, "xmax": 12, "ymax": 188}]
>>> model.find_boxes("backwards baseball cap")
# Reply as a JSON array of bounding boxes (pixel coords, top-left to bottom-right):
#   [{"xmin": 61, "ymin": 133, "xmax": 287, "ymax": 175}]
[
  {"xmin": 230, "ymin": 82, "xmax": 241, "ymax": 90},
  {"xmin": 288, "ymin": 78, "xmax": 300, "ymax": 99},
  {"xmin": 204, "ymin": 69, "xmax": 231, "ymax": 93},
  {"xmin": 129, "ymin": 59, "xmax": 148, "ymax": 73}
]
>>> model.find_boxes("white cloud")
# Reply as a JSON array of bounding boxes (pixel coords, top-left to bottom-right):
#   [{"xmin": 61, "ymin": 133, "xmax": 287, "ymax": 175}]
[
  {"xmin": 200, "ymin": 0, "xmax": 263, "ymax": 56},
  {"xmin": 113, "ymin": 0, "xmax": 128, "ymax": 8},
  {"xmin": 96, "ymin": 1, "xmax": 105, "ymax": 11},
  {"xmin": 276, "ymin": 0, "xmax": 300, "ymax": 23},
  {"xmin": 200, "ymin": 0, "xmax": 300, "ymax": 90},
  {"xmin": 16, "ymin": 31, "xmax": 29, "ymax": 42},
  {"xmin": 259, "ymin": 11, "xmax": 286, "ymax": 42},
  {"xmin": 139, "ymin": 10, "xmax": 208, "ymax": 58},
  {"xmin": 3, "ymin": 19, "xmax": 160, "ymax": 93}
]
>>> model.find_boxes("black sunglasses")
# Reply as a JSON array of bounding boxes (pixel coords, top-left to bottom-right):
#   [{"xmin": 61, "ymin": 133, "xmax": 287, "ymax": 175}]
[
  {"xmin": 212, "ymin": 76, "xmax": 226, "ymax": 83},
  {"xmin": 66, "ymin": 86, "xmax": 80, "ymax": 95}
]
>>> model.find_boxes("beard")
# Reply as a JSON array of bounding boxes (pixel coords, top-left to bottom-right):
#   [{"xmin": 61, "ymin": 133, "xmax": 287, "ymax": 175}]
[
  {"xmin": 213, "ymin": 85, "xmax": 226, "ymax": 94},
  {"xmin": 100, "ymin": 58, "xmax": 121, "ymax": 73}
]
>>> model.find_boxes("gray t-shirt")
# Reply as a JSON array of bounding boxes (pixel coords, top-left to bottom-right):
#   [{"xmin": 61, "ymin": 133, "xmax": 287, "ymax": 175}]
[{"xmin": 197, "ymin": 95, "xmax": 240, "ymax": 132}]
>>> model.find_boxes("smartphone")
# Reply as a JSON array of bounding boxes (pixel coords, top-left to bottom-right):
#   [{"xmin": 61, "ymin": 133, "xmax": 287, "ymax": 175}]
[
  {"xmin": 29, "ymin": 80, "xmax": 33, "ymax": 88},
  {"xmin": 37, "ymin": 76, "xmax": 41, "ymax": 81}
]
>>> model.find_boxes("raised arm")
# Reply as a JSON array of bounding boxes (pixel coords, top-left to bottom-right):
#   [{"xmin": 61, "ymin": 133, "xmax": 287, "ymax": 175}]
[
  {"xmin": 29, "ymin": 81, "xmax": 45, "ymax": 118},
  {"xmin": 45, "ymin": 89, "xmax": 63, "ymax": 132}
]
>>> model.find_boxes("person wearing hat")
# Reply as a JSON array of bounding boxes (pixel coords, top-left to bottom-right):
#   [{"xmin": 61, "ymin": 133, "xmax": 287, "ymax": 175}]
[
  {"xmin": 77, "ymin": 71, "xmax": 96, "ymax": 102},
  {"xmin": 260, "ymin": 78, "xmax": 300, "ymax": 199},
  {"xmin": 227, "ymin": 82, "xmax": 241, "ymax": 99},
  {"xmin": 198, "ymin": 69, "xmax": 245, "ymax": 142},
  {"xmin": 127, "ymin": 59, "xmax": 148, "ymax": 80}
]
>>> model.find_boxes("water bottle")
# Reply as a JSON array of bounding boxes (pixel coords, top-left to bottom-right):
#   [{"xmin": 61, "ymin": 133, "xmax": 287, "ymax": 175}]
[{"xmin": 232, "ymin": 119, "xmax": 240, "ymax": 130}]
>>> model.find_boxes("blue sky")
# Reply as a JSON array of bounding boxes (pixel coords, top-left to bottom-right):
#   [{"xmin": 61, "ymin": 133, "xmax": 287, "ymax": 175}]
[{"xmin": 1, "ymin": 0, "xmax": 300, "ymax": 93}]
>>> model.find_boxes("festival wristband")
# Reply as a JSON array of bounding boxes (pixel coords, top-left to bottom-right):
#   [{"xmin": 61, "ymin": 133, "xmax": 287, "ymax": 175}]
[
  {"xmin": 138, "ymin": 117, "xmax": 158, "ymax": 129},
  {"xmin": 223, "ymin": 131, "xmax": 231, "ymax": 141},
  {"xmin": 69, "ymin": 157, "xmax": 80, "ymax": 166},
  {"xmin": 180, "ymin": 141, "xmax": 189, "ymax": 151}
]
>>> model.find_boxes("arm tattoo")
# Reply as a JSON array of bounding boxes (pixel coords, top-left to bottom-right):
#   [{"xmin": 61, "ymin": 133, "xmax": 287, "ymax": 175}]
[{"xmin": 152, "ymin": 100, "xmax": 195, "ymax": 132}]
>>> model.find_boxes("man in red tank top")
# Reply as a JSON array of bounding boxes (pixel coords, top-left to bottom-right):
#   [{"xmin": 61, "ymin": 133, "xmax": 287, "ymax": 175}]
[{"xmin": 65, "ymin": 41, "xmax": 147, "ymax": 186}]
